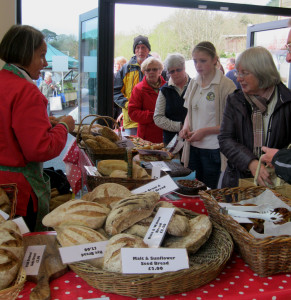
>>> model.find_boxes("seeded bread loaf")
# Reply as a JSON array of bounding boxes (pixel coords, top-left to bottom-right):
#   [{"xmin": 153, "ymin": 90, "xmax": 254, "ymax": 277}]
[
  {"xmin": 103, "ymin": 233, "xmax": 147, "ymax": 273},
  {"xmin": 42, "ymin": 199, "xmax": 110, "ymax": 229},
  {"xmin": 105, "ymin": 192, "xmax": 160, "ymax": 236},
  {"xmin": 0, "ymin": 220, "xmax": 24, "ymax": 290},
  {"xmin": 163, "ymin": 214, "xmax": 212, "ymax": 254}
]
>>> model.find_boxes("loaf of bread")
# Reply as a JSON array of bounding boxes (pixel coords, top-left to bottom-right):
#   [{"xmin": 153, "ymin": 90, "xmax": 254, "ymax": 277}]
[
  {"xmin": 105, "ymin": 192, "xmax": 160, "ymax": 236},
  {"xmin": 100, "ymin": 127, "xmax": 120, "ymax": 142},
  {"xmin": 123, "ymin": 216, "xmax": 153, "ymax": 238},
  {"xmin": 0, "ymin": 220, "xmax": 24, "ymax": 290},
  {"xmin": 42, "ymin": 199, "xmax": 110, "ymax": 229},
  {"xmin": 163, "ymin": 214, "xmax": 212, "ymax": 254},
  {"xmin": 103, "ymin": 233, "xmax": 147, "ymax": 273},
  {"xmin": 95, "ymin": 136, "xmax": 118, "ymax": 149},
  {"xmin": 88, "ymin": 183, "xmax": 132, "ymax": 207},
  {"xmin": 97, "ymin": 160, "xmax": 128, "ymax": 176},
  {"xmin": 56, "ymin": 224, "xmax": 107, "ymax": 268},
  {"xmin": 155, "ymin": 201, "xmax": 190, "ymax": 237},
  {"xmin": 0, "ymin": 188, "xmax": 11, "ymax": 214}
]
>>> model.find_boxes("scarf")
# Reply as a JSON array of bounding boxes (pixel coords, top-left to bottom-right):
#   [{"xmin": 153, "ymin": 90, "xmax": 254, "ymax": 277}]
[{"xmin": 244, "ymin": 86, "xmax": 275, "ymax": 157}]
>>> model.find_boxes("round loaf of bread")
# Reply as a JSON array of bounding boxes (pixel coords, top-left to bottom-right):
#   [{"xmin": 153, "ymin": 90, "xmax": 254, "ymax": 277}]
[
  {"xmin": 0, "ymin": 220, "xmax": 24, "ymax": 290},
  {"xmin": 103, "ymin": 233, "xmax": 147, "ymax": 273},
  {"xmin": 163, "ymin": 214, "xmax": 212, "ymax": 254},
  {"xmin": 42, "ymin": 199, "xmax": 110, "ymax": 229},
  {"xmin": 56, "ymin": 224, "xmax": 108, "ymax": 268}
]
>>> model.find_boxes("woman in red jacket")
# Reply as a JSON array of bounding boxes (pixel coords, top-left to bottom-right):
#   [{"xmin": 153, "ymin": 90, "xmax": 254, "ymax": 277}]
[
  {"xmin": 0, "ymin": 25, "xmax": 75, "ymax": 231},
  {"xmin": 128, "ymin": 57, "xmax": 166, "ymax": 143}
]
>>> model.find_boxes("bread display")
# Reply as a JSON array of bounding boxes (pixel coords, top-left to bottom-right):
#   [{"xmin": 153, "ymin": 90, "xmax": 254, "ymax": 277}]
[
  {"xmin": 102, "ymin": 233, "xmax": 148, "ymax": 273},
  {"xmin": 55, "ymin": 224, "xmax": 108, "ymax": 268},
  {"xmin": 163, "ymin": 214, "xmax": 212, "ymax": 254},
  {"xmin": 42, "ymin": 199, "xmax": 110, "ymax": 229},
  {"xmin": 88, "ymin": 183, "xmax": 132, "ymax": 207},
  {"xmin": 105, "ymin": 192, "xmax": 160, "ymax": 235},
  {"xmin": 0, "ymin": 187, "xmax": 11, "ymax": 214},
  {"xmin": 0, "ymin": 220, "xmax": 24, "ymax": 290}
]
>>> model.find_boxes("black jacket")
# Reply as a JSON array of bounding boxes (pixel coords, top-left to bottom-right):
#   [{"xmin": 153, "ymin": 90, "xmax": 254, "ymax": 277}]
[
  {"xmin": 272, "ymin": 148, "xmax": 291, "ymax": 184},
  {"xmin": 218, "ymin": 82, "xmax": 291, "ymax": 188}
]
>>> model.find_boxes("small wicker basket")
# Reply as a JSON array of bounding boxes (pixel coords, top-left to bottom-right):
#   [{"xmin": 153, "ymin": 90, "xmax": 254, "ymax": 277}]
[
  {"xmin": 199, "ymin": 186, "xmax": 291, "ymax": 277},
  {"xmin": 0, "ymin": 183, "xmax": 17, "ymax": 219},
  {"xmin": 76, "ymin": 114, "xmax": 127, "ymax": 163},
  {"xmin": 0, "ymin": 267, "xmax": 26, "ymax": 300},
  {"xmin": 69, "ymin": 210, "xmax": 233, "ymax": 298}
]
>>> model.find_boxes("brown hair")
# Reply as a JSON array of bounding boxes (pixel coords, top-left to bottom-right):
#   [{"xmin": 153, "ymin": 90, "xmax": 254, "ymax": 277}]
[
  {"xmin": 0, "ymin": 24, "xmax": 45, "ymax": 67},
  {"xmin": 192, "ymin": 41, "xmax": 217, "ymax": 60}
]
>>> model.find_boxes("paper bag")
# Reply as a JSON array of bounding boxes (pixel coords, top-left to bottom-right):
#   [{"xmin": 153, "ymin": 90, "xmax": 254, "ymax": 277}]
[{"xmin": 49, "ymin": 95, "xmax": 62, "ymax": 111}]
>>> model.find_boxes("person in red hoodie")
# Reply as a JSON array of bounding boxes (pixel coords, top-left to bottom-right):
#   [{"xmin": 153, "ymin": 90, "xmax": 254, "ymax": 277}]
[
  {"xmin": 0, "ymin": 25, "xmax": 75, "ymax": 231},
  {"xmin": 128, "ymin": 57, "xmax": 166, "ymax": 143}
]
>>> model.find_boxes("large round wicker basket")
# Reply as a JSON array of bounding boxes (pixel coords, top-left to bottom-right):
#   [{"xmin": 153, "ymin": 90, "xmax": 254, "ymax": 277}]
[
  {"xmin": 69, "ymin": 210, "xmax": 233, "ymax": 298},
  {"xmin": 0, "ymin": 267, "xmax": 26, "ymax": 300}
]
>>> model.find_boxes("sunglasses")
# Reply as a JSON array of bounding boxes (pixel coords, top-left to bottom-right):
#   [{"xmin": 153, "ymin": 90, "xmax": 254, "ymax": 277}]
[
  {"xmin": 145, "ymin": 68, "xmax": 159, "ymax": 73},
  {"xmin": 168, "ymin": 68, "xmax": 183, "ymax": 75}
]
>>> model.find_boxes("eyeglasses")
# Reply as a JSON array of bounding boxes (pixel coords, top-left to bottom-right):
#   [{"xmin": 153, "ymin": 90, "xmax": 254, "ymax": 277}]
[
  {"xmin": 284, "ymin": 43, "xmax": 291, "ymax": 54},
  {"xmin": 168, "ymin": 68, "xmax": 183, "ymax": 75},
  {"xmin": 234, "ymin": 71, "xmax": 250, "ymax": 78},
  {"xmin": 145, "ymin": 68, "xmax": 159, "ymax": 73}
]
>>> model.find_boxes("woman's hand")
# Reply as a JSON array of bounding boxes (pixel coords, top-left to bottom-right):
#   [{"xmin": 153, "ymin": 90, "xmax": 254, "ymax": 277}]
[
  {"xmin": 179, "ymin": 127, "xmax": 191, "ymax": 139},
  {"xmin": 49, "ymin": 116, "xmax": 58, "ymax": 127},
  {"xmin": 248, "ymin": 159, "xmax": 273, "ymax": 186},
  {"xmin": 59, "ymin": 115, "xmax": 75, "ymax": 133},
  {"xmin": 261, "ymin": 146, "xmax": 279, "ymax": 167},
  {"xmin": 186, "ymin": 128, "xmax": 206, "ymax": 142}
]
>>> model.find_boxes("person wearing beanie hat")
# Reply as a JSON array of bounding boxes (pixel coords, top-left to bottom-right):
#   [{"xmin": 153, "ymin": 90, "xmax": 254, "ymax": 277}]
[
  {"xmin": 133, "ymin": 35, "xmax": 151, "ymax": 53},
  {"xmin": 113, "ymin": 34, "xmax": 152, "ymax": 135}
]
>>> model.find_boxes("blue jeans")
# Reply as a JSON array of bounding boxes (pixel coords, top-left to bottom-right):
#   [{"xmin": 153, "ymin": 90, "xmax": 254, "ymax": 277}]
[{"xmin": 188, "ymin": 146, "xmax": 221, "ymax": 189}]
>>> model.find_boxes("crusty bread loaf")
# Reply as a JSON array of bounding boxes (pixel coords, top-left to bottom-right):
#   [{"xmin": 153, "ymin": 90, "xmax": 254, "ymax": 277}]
[
  {"xmin": 97, "ymin": 160, "xmax": 128, "ymax": 176},
  {"xmin": 100, "ymin": 127, "xmax": 120, "ymax": 142},
  {"xmin": 56, "ymin": 225, "xmax": 107, "ymax": 268},
  {"xmin": 88, "ymin": 183, "xmax": 132, "ymax": 207},
  {"xmin": 105, "ymin": 192, "xmax": 160, "ymax": 236},
  {"xmin": 42, "ymin": 199, "xmax": 110, "ymax": 229},
  {"xmin": 0, "ymin": 220, "xmax": 24, "ymax": 290},
  {"xmin": 109, "ymin": 170, "xmax": 127, "ymax": 178},
  {"xmin": 95, "ymin": 136, "xmax": 118, "ymax": 149},
  {"xmin": 155, "ymin": 201, "xmax": 190, "ymax": 237},
  {"xmin": 123, "ymin": 216, "xmax": 153, "ymax": 238},
  {"xmin": 163, "ymin": 214, "xmax": 212, "ymax": 254},
  {"xmin": 0, "ymin": 188, "xmax": 11, "ymax": 214},
  {"xmin": 132, "ymin": 164, "xmax": 151, "ymax": 179},
  {"xmin": 103, "ymin": 233, "xmax": 147, "ymax": 273}
]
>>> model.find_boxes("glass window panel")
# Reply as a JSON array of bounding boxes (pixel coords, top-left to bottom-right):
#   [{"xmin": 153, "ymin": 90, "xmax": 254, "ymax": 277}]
[{"xmin": 200, "ymin": 0, "xmax": 289, "ymax": 8}]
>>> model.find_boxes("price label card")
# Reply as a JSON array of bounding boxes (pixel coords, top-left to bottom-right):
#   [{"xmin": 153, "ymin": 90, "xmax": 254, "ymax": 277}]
[
  {"xmin": 143, "ymin": 207, "xmax": 175, "ymax": 248},
  {"xmin": 22, "ymin": 245, "xmax": 46, "ymax": 275},
  {"xmin": 151, "ymin": 166, "xmax": 161, "ymax": 179},
  {"xmin": 0, "ymin": 209, "xmax": 9, "ymax": 220},
  {"xmin": 59, "ymin": 241, "xmax": 108, "ymax": 264},
  {"xmin": 131, "ymin": 175, "xmax": 178, "ymax": 196},
  {"xmin": 150, "ymin": 161, "xmax": 171, "ymax": 171},
  {"xmin": 121, "ymin": 248, "xmax": 189, "ymax": 274},
  {"xmin": 116, "ymin": 138, "xmax": 135, "ymax": 148},
  {"xmin": 13, "ymin": 217, "xmax": 30, "ymax": 234}
]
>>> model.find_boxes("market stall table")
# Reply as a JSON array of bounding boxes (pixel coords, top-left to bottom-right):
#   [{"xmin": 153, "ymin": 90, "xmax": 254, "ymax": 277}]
[{"xmin": 18, "ymin": 194, "xmax": 291, "ymax": 300}]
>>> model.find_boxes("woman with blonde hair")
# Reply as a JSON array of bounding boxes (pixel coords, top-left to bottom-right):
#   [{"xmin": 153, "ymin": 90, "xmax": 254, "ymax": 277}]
[
  {"xmin": 180, "ymin": 41, "xmax": 236, "ymax": 189},
  {"xmin": 128, "ymin": 57, "xmax": 166, "ymax": 142}
]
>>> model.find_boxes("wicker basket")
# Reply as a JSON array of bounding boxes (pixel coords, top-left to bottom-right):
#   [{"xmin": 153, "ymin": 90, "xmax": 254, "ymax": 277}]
[
  {"xmin": 0, "ymin": 183, "xmax": 17, "ymax": 219},
  {"xmin": 76, "ymin": 114, "xmax": 127, "ymax": 162},
  {"xmin": 69, "ymin": 210, "xmax": 233, "ymax": 298},
  {"xmin": 0, "ymin": 267, "xmax": 26, "ymax": 300},
  {"xmin": 199, "ymin": 186, "xmax": 291, "ymax": 277}
]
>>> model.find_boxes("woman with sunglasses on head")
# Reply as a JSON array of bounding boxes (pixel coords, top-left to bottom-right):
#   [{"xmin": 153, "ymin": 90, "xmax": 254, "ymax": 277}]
[
  {"xmin": 128, "ymin": 57, "xmax": 166, "ymax": 143},
  {"xmin": 179, "ymin": 41, "xmax": 236, "ymax": 189},
  {"xmin": 154, "ymin": 53, "xmax": 190, "ymax": 146},
  {"xmin": 218, "ymin": 46, "xmax": 291, "ymax": 188}
]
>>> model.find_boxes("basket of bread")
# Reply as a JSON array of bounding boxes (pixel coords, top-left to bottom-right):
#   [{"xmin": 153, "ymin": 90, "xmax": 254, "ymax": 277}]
[
  {"xmin": 76, "ymin": 115, "xmax": 127, "ymax": 163},
  {"xmin": 86, "ymin": 158, "xmax": 157, "ymax": 191},
  {"xmin": 199, "ymin": 186, "xmax": 291, "ymax": 277},
  {"xmin": 0, "ymin": 216, "xmax": 26, "ymax": 300},
  {"xmin": 41, "ymin": 185, "xmax": 233, "ymax": 298},
  {"xmin": 0, "ymin": 184, "xmax": 17, "ymax": 219}
]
